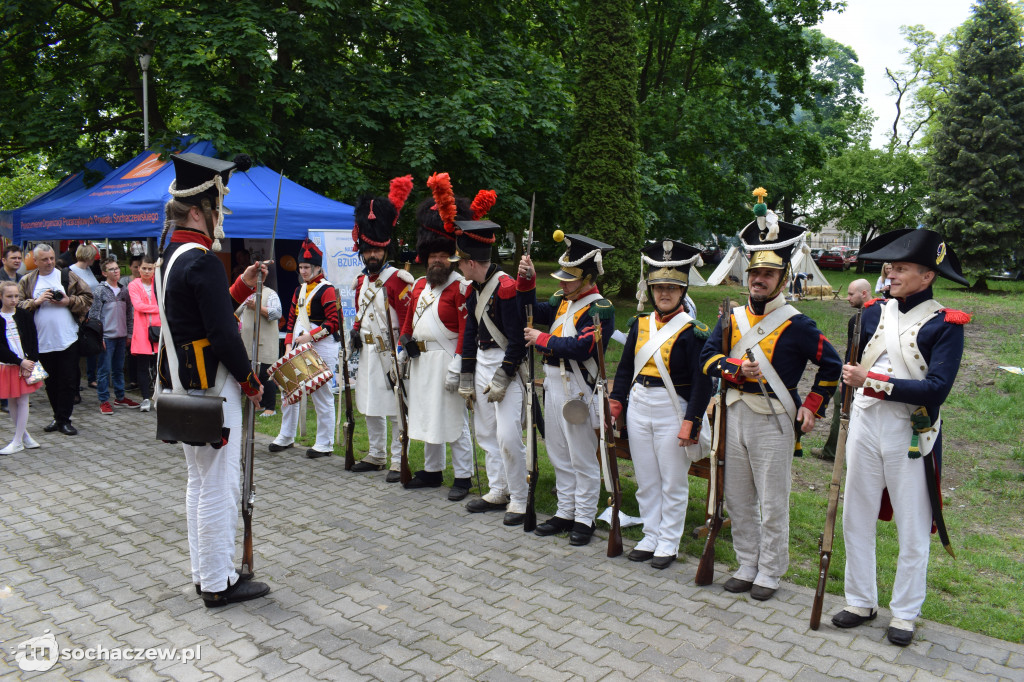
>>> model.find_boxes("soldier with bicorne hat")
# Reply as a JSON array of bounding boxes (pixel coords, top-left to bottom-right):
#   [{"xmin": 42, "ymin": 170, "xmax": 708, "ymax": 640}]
[
  {"xmin": 269, "ymin": 239, "xmax": 341, "ymax": 458},
  {"xmin": 397, "ymin": 173, "xmax": 476, "ymax": 499},
  {"xmin": 348, "ymin": 177, "xmax": 416, "ymax": 480},
  {"xmin": 610, "ymin": 240, "xmax": 714, "ymax": 570},
  {"xmin": 157, "ymin": 152, "xmax": 270, "ymax": 607},
  {"xmin": 518, "ymin": 232, "xmax": 616, "ymax": 547},
  {"xmin": 451, "ymin": 206, "xmax": 530, "ymax": 526},
  {"xmin": 699, "ymin": 188, "xmax": 841, "ymax": 600},
  {"xmin": 831, "ymin": 228, "xmax": 969, "ymax": 647}
]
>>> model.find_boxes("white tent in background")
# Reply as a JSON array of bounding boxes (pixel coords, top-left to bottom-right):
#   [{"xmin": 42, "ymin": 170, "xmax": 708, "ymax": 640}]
[
  {"xmin": 689, "ymin": 265, "xmax": 707, "ymax": 286},
  {"xmin": 790, "ymin": 242, "xmax": 830, "ymax": 290},
  {"xmin": 706, "ymin": 246, "xmax": 749, "ymax": 285}
]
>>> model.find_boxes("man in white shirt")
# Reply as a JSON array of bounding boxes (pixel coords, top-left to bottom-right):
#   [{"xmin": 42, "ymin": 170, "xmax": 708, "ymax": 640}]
[{"xmin": 17, "ymin": 244, "xmax": 94, "ymax": 435}]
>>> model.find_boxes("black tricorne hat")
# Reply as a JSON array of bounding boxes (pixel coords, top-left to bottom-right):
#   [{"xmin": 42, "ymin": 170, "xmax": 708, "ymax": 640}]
[
  {"xmin": 416, "ymin": 196, "xmax": 472, "ymax": 261},
  {"xmin": 553, "ymin": 233, "xmax": 614, "ymax": 282},
  {"xmin": 858, "ymin": 228, "xmax": 968, "ymax": 286},
  {"xmin": 449, "ymin": 220, "xmax": 500, "ymax": 262}
]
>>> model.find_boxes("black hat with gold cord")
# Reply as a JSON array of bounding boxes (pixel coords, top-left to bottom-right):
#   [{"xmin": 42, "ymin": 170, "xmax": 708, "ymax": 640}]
[
  {"xmin": 551, "ymin": 230, "xmax": 614, "ymax": 282},
  {"xmin": 635, "ymin": 239, "xmax": 703, "ymax": 312}
]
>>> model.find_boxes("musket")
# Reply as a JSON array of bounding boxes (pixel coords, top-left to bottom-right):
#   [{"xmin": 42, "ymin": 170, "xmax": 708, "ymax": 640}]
[
  {"xmin": 744, "ymin": 347, "xmax": 785, "ymax": 434},
  {"xmin": 240, "ymin": 169, "xmax": 282, "ymax": 578},
  {"xmin": 382, "ymin": 296, "xmax": 412, "ymax": 486},
  {"xmin": 810, "ymin": 307, "xmax": 863, "ymax": 629},
  {"xmin": 337, "ymin": 288, "xmax": 356, "ymax": 470},
  {"xmin": 592, "ymin": 311, "xmax": 622, "ymax": 558},
  {"xmin": 523, "ymin": 303, "xmax": 540, "ymax": 532},
  {"xmin": 695, "ymin": 297, "xmax": 732, "ymax": 586}
]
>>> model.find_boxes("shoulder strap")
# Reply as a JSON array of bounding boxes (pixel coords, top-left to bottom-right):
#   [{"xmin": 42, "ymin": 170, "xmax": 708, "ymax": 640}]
[{"xmin": 631, "ymin": 313, "xmax": 693, "ymax": 383}]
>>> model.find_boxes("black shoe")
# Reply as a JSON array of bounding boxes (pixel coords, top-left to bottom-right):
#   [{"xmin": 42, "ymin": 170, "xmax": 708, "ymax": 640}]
[
  {"xmin": 44, "ymin": 420, "xmax": 60, "ymax": 433},
  {"xmin": 832, "ymin": 608, "xmax": 877, "ymax": 629},
  {"xmin": 448, "ymin": 479, "xmax": 471, "ymax": 501},
  {"xmin": 887, "ymin": 626, "xmax": 914, "ymax": 646},
  {"xmin": 534, "ymin": 516, "xmax": 574, "ymax": 536},
  {"xmin": 73, "ymin": 394, "xmax": 81, "ymax": 404},
  {"xmin": 58, "ymin": 422, "xmax": 78, "ymax": 436},
  {"xmin": 0, "ymin": 405, "xmax": 7, "ymax": 414},
  {"xmin": 568, "ymin": 522, "xmax": 596, "ymax": 546},
  {"xmin": 466, "ymin": 498, "xmax": 507, "ymax": 513},
  {"xmin": 503, "ymin": 512, "xmax": 526, "ymax": 526},
  {"xmin": 651, "ymin": 555, "xmax": 676, "ymax": 570},
  {"xmin": 351, "ymin": 460, "xmax": 384, "ymax": 472},
  {"xmin": 750, "ymin": 585, "xmax": 777, "ymax": 601},
  {"xmin": 202, "ymin": 579, "xmax": 270, "ymax": 608},
  {"xmin": 627, "ymin": 549, "xmax": 654, "ymax": 562},
  {"xmin": 404, "ymin": 470, "xmax": 443, "ymax": 489},
  {"xmin": 723, "ymin": 577, "xmax": 754, "ymax": 593},
  {"xmin": 268, "ymin": 442, "xmax": 293, "ymax": 453},
  {"xmin": 306, "ymin": 448, "xmax": 332, "ymax": 459},
  {"xmin": 385, "ymin": 470, "xmax": 401, "ymax": 483}
]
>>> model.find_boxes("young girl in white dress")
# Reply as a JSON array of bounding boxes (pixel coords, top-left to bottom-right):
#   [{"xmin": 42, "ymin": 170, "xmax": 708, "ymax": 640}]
[{"xmin": 0, "ymin": 281, "xmax": 42, "ymax": 454}]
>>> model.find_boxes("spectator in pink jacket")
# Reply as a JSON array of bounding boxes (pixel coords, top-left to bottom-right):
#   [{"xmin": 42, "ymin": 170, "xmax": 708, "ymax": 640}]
[{"xmin": 128, "ymin": 255, "xmax": 159, "ymax": 412}]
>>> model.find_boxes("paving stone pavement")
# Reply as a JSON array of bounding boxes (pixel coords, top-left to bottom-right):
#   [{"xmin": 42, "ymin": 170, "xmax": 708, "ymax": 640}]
[{"xmin": 2, "ymin": 396, "xmax": 1023, "ymax": 681}]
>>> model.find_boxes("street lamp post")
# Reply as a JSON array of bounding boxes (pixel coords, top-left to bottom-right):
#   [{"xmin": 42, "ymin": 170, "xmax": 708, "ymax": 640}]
[{"xmin": 139, "ymin": 53, "xmax": 152, "ymax": 149}]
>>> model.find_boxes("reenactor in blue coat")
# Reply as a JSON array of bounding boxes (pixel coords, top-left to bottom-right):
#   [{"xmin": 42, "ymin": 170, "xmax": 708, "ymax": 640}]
[
  {"xmin": 159, "ymin": 152, "xmax": 269, "ymax": 607},
  {"xmin": 700, "ymin": 193, "xmax": 841, "ymax": 601},
  {"xmin": 518, "ymin": 232, "xmax": 615, "ymax": 547},
  {"xmin": 610, "ymin": 240, "xmax": 714, "ymax": 569},
  {"xmin": 831, "ymin": 229, "xmax": 969, "ymax": 647}
]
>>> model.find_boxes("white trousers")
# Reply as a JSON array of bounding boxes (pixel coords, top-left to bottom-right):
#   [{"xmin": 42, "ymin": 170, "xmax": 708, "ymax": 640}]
[
  {"xmin": 724, "ymin": 400, "xmax": 795, "ymax": 589},
  {"xmin": 274, "ymin": 381, "xmax": 336, "ymax": 451},
  {"xmin": 363, "ymin": 414, "xmax": 403, "ymax": 469},
  {"xmin": 843, "ymin": 400, "xmax": 931, "ymax": 621},
  {"xmin": 626, "ymin": 384, "xmax": 703, "ymax": 557},
  {"xmin": 543, "ymin": 365, "xmax": 600, "ymax": 526},
  {"xmin": 473, "ymin": 347, "xmax": 527, "ymax": 510},
  {"xmin": 183, "ymin": 381, "xmax": 242, "ymax": 592},
  {"xmin": 423, "ymin": 410, "xmax": 474, "ymax": 478}
]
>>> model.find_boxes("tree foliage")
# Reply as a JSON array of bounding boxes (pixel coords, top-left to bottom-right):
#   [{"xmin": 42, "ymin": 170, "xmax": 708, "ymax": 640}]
[
  {"xmin": 565, "ymin": 0, "xmax": 643, "ymax": 293},
  {"xmin": 927, "ymin": 0, "xmax": 1024, "ymax": 288}
]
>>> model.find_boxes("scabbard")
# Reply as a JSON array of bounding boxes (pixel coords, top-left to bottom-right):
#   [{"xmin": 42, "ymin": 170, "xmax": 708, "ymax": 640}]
[{"xmin": 922, "ymin": 452, "xmax": 955, "ymax": 558}]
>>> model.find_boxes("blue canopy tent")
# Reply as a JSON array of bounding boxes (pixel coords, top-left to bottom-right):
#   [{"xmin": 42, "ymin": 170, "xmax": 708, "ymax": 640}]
[
  {"xmin": 0, "ymin": 157, "xmax": 114, "ymax": 240},
  {"xmin": 0, "ymin": 140, "xmax": 353, "ymax": 244}
]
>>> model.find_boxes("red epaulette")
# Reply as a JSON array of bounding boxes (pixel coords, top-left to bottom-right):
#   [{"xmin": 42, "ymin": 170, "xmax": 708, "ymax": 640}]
[
  {"xmin": 943, "ymin": 308, "xmax": 971, "ymax": 325},
  {"xmin": 497, "ymin": 276, "xmax": 517, "ymax": 299},
  {"xmin": 864, "ymin": 297, "xmax": 883, "ymax": 307}
]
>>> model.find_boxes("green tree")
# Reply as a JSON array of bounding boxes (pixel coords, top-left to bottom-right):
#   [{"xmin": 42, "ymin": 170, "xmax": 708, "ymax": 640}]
[
  {"xmin": 565, "ymin": 0, "xmax": 644, "ymax": 293},
  {"xmin": 927, "ymin": 0, "xmax": 1024, "ymax": 289},
  {"xmin": 0, "ymin": 153, "xmax": 60, "ymax": 210},
  {"xmin": 804, "ymin": 145, "xmax": 927, "ymax": 262}
]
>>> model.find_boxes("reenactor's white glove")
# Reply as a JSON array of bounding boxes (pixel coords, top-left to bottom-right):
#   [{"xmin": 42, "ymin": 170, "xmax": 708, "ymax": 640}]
[
  {"xmin": 458, "ymin": 373, "xmax": 475, "ymax": 402},
  {"xmin": 444, "ymin": 369, "xmax": 461, "ymax": 393},
  {"xmin": 483, "ymin": 369, "xmax": 512, "ymax": 403}
]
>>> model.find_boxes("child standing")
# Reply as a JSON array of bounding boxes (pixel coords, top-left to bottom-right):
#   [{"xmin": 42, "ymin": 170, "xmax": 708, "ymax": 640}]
[{"xmin": 0, "ymin": 281, "xmax": 42, "ymax": 454}]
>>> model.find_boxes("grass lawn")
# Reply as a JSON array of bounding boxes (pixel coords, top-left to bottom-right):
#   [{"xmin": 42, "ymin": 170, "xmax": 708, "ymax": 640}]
[{"xmin": 258, "ymin": 261, "xmax": 1024, "ymax": 643}]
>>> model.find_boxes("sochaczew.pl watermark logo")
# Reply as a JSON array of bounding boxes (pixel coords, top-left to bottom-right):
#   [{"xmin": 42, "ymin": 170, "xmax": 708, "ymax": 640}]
[{"xmin": 14, "ymin": 630, "xmax": 202, "ymax": 672}]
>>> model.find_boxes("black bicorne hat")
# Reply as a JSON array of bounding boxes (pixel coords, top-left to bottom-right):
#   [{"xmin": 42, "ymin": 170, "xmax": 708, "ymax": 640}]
[
  {"xmin": 858, "ymin": 228, "xmax": 968, "ymax": 286},
  {"xmin": 298, "ymin": 239, "xmax": 323, "ymax": 268},
  {"xmin": 552, "ymin": 232, "xmax": 615, "ymax": 282}
]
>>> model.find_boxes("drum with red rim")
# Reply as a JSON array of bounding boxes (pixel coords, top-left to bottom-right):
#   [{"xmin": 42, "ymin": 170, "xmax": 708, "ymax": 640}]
[{"xmin": 268, "ymin": 343, "xmax": 334, "ymax": 405}]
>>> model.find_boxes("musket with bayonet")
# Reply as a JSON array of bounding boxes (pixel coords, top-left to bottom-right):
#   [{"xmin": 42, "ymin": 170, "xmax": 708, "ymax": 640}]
[
  {"xmin": 382, "ymin": 296, "xmax": 412, "ymax": 486},
  {"xmin": 337, "ymin": 293, "xmax": 356, "ymax": 470},
  {"xmin": 695, "ymin": 297, "xmax": 731, "ymax": 585},
  {"xmin": 522, "ymin": 194, "xmax": 543, "ymax": 533},
  {"xmin": 592, "ymin": 311, "xmax": 622, "ymax": 558},
  {"xmin": 240, "ymin": 169, "xmax": 283, "ymax": 578},
  {"xmin": 809, "ymin": 307, "xmax": 863, "ymax": 629}
]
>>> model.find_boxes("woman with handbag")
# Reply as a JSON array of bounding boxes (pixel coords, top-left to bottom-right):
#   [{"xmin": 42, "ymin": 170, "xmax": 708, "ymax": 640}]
[
  {"xmin": 0, "ymin": 281, "xmax": 42, "ymax": 454},
  {"xmin": 128, "ymin": 255, "xmax": 159, "ymax": 412}
]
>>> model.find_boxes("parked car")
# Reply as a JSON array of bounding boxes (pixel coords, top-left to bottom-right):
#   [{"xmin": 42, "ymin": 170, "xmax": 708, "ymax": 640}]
[
  {"xmin": 818, "ymin": 252, "xmax": 849, "ymax": 270},
  {"xmin": 845, "ymin": 249, "xmax": 858, "ymax": 267},
  {"xmin": 810, "ymin": 248, "xmax": 826, "ymax": 263}
]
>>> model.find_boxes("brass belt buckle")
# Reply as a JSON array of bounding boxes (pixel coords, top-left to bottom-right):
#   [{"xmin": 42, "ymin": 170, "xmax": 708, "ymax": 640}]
[
  {"xmin": 417, "ymin": 341, "xmax": 427, "ymax": 352},
  {"xmin": 364, "ymin": 333, "xmax": 374, "ymax": 345}
]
